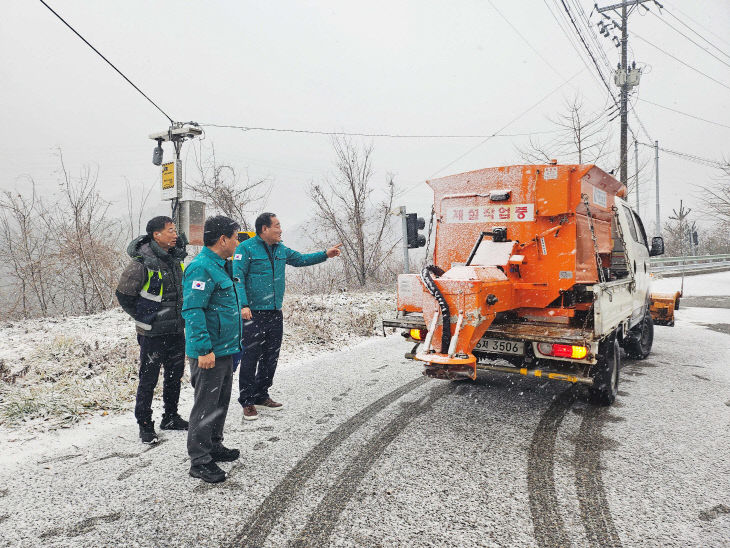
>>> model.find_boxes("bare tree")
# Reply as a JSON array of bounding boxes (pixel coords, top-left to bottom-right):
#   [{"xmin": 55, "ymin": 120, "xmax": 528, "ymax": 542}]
[
  {"xmin": 700, "ymin": 220, "xmax": 730, "ymax": 255},
  {"xmin": 0, "ymin": 181, "xmax": 54, "ymax": 317},
  {"xmin": 699, "ymin": 160, "xmax": 730, "ymax": 224},
  {"xmin": 47, "ymin": 150, "xmax": 126, "ymax": 315},
  {"xmin": 308, "ymin": 137, "xmax": 398, "ymax": 287},
  {"xmin": 189, "ymin": 142, "xmax": 270, "ymax": 230},
  {"xmin": 124, "ymin": 178, "xmax": 154, "ymax": 241},
  {"xmin": 515, "ymin": 94, "xmax": 657, "ymax": 200},
  {"xmin": 0, "ymin": 153, "xmax": 147, "ymax": 320},
  {"xmin": 663, "ymin": 200, "xmax": 694, "ymax": 257},
  {"xmin": 518, "ymin": 94, "xmax": 614, "ymax": 165}
]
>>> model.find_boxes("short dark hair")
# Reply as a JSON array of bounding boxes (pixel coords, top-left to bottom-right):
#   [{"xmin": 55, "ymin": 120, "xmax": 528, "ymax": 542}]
[
  {"xmin": 146, "ymin": 216, "xmax": 174, "ymax": 236},
  {"xmin": 203, "ymin": 215, "xmax": 240, "ymax": 247},
  {"xmin": 255, "ymin": 212, "xmax": 277, "ymax": 235}
]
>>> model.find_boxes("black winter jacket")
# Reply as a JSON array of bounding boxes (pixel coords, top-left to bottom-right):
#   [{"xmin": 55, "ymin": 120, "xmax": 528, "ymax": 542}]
[{"xmin": 115, "ymin": 235, "xmax": 186, "ymax": 336}]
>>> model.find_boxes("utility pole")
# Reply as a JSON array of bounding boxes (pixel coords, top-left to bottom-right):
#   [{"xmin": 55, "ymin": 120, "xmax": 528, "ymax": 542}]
[
  {"xmin": 655, "ymin": 140, "xmax": 660, "ymax": 236},
  {"xmin": 392, "ymin": 206, "xmax": 427, "ymax": 273},
  {"xmin": 399, "ymin": 206, "xmax": 410, "ymax": 274},
  {"xmin": 596, "ymin": 0, "xmax": 653, "ymax": 186},
  {"xmin": 634, "ymin": 139, "xmax": 639, "ymax": 212},
  {"xmin": 620, "ymin": 1, "xmax": 628, "ymax": 186}
]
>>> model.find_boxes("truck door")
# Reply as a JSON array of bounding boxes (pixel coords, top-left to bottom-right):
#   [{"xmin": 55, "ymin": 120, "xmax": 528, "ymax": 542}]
[
  {"xmin": 631, "ymin": 208, "xmax": 651, "ymax": 297},
  {"xmin": 619, "ymin": 203, "xmax": 651, "ymax": 324}
]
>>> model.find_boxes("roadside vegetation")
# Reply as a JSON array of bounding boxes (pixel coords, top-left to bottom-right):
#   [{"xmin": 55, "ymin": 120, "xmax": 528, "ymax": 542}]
[{"xmin": 0, "ymin": 292, "xmax": 394, "ymax": 429}]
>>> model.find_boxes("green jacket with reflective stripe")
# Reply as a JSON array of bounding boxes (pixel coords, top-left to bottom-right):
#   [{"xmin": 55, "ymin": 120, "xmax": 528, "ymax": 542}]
[
  {"xmin": 232, "ymin": 235, "xmax": 328, "ymax": 310},
  {"xmin": 182, "ymin": 246, "xmax": 242, "ymax": 358}
]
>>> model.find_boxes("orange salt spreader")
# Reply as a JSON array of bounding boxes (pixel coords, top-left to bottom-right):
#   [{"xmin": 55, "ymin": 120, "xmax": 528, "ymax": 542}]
[{"xmin": 395, "ymin": 163, "xmax": 647, "ymax": 382}]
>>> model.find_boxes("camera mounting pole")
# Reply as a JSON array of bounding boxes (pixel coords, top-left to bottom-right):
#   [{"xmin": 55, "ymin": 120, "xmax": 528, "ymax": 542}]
[{"xmin": 149, "ymin": 122, "xmax": 203, "ymax": 228}]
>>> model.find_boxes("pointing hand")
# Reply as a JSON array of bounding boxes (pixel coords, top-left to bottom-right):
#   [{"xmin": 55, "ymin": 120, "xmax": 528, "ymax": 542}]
[{"xmin": 327, "ymin": 243, "xmax": 343, "ymax": 258}]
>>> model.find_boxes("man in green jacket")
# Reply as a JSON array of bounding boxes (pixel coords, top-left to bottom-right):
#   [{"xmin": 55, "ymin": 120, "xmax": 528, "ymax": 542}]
[
  {"xmin": 233, "ymin": 212, "xmax": 341, "ymax": 421},
  {"xmin": 183, "ymin": 215, "xmax": 242, "ymax": 483}
]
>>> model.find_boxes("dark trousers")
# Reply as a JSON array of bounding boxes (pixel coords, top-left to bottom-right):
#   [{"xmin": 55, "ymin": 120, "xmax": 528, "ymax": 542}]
[
  {"xmin": 187, "ymin": 355, "xmax": 233, "ymax": 466},
  {"xmin": 135, "ymin": 333, "xmax": 185, "ymax": 425},
  {"xmin": 238, "ymin": 310, "xmax": 283, "ymax": 407}
]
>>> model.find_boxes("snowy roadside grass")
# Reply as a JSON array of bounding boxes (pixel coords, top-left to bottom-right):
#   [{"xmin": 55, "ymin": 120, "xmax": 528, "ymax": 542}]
[
  {"xmin": 0, "ymin": 290, "xmax": 395, "ymax": 430},
  {"xmin": 0, "ymin": 309, "xmax": 141, "ymax": 429},
  {"xmin": 280, "ymin": 291, "xmax": 395, "ymax": 361}
]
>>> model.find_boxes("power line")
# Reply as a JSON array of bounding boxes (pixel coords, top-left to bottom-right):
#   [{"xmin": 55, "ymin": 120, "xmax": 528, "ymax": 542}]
[
  {"xmin": 638, "ymin": 98, "xmax": 730, "ymax": 130},
  {"xmin": 662, "ymin": 4, "xmax": 730, "ymax": 61},
  {"xmin": 198, "ymin": 124, "xmax": 561, "ymax": 139},
  {"xmin": 629, "ymin": 102, "xmax": 651, "ymax": 142},
  {"xmin": 422, "ymin": 67, "xmax": 587, "ymax": 185},
  {"xmin": 557, "ymin": 0, "xmax": 615, "ymax": 97},
  {"xmin": 37, "ymin": 0, "xmax": 174, "ymax": 123},
  {"xmin": 649, "ymin": 8, "xmax": 730, "ymax": 69},
  {"xmin": 546, "ymin": 0, "xmax": 618, "ymax": 103},
  {"xmin": 487, "ymin": 0, "xmax": 566, "ymax": 80},
  {"xmin": 569, "ymin": 0, "xmax": 613, "ymax": 73},
  {"xmin": 632, "ymin": 32, "xmax": 730, "ymax": 93},
  {"xmin": 542, "ymin": 0, "xmax": 615, "ymax": 100},
  {"xmin": 639, "ymin": 142, "xmax": 726, "ymax": 169},
  {"xmin": 487, "ymin": 0, "xmax": 614, "ymax": 122}
]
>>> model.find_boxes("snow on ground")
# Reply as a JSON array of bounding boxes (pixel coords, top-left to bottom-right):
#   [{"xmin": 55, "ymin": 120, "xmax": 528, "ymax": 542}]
[
  {"xmin": 2, "ymin": 272, "xmax": 727, "ymax": 437},
  {"xmin": 651, "ymin": 270, "xmax": 730, "ymax": 296},
  {"xmin": 0, "ymin": 290, "xmax": 395, "ymax": 431}
]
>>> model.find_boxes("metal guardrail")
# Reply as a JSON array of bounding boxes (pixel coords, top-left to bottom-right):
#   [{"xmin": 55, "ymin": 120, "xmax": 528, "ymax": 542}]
[{"xmin": 649, "ymin": 254, "xmax": 730, "ymax": 275}]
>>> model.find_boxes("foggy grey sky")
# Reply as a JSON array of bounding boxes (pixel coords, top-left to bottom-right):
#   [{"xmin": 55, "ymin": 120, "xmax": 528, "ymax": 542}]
[{"xmin": 2, "ymin": 0, "xmax": 729, "ymax": 238}]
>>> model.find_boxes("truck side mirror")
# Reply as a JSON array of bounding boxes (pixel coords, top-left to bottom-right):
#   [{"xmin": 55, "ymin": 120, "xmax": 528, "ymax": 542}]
[{"xmin": 649, "ymin": 236, "xmax": 664, "ymax": 257}]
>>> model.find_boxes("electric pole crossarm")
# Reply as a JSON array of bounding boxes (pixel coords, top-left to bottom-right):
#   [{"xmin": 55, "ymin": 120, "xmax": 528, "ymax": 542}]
[{"xmin": 596, "ymin": 1, "xmax": 653, "ymax": 15}]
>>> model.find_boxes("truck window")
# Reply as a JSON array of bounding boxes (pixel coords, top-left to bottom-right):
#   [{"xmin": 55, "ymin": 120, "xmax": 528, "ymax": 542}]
[
  {"xmin": 621, "ymin": 205, "xmax": 639, "ymax": 242},
  {"xmin": 632, "ymin": 211, "xmax": 649, "ymax": 248}
]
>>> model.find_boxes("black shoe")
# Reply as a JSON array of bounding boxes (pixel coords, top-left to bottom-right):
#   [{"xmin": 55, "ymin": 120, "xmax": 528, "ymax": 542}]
[
  {"xmin": 139, "ymin": 421, "xmax": 158, "ymax": 444},
  {"xmin": 160, "ymin": 413, "xmax": 189, "ymax": 431},
  {"xmin": 211, "ymin": 445, "xmax": 240, "ymax": 462},
  {"xmin": 189, "ymin": 461, "xmax": 226, "ymax": 483}
]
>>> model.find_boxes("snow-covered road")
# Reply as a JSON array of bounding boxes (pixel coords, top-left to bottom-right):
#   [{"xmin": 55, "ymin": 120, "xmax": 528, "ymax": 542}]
[{"xmin": 1, "ymin": 272, "xmax": 729, "ymax": 547}]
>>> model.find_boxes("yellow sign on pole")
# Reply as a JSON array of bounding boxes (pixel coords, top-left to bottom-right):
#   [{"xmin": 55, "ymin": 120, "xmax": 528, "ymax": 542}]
[
  {"xmin": 162, "ymin": 162, "xmax": 175, "ymax": 189},
  {"xmin": 161, "ymin": 161, "xmax": 178, "ymax": 200}
]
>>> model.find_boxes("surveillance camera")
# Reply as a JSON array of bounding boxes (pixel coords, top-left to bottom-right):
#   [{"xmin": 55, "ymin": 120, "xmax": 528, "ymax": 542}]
[{"xmin": 152, "ymin": 144, "xmax": 163, "ymax": 166}]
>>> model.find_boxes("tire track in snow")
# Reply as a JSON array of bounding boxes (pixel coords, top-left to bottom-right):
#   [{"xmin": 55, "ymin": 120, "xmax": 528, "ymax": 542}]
[
  {"xmin": 226, "ymin": 376, "xmax": 429, "ymax": 548},
  {"xmin": 290, "ymin": 383, "xmax": 453, "ymax": 547},
  {"xmin": 574, "ymin": 406, "xmax": 622, "ymax": 548},
  {"xmin": 527, "ymin": 387, "xmax": 576, "ymax": 548}
]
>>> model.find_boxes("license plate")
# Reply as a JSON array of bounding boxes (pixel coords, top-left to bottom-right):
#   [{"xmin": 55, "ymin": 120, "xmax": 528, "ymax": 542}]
[{"xmin": 474, "ymin": 338, "xmax": 525, "ymax": 355}]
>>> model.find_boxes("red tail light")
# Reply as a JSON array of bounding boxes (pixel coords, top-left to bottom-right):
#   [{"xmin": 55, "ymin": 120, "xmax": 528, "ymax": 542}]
[{"xmin": 537, "ymin": 342, "xmax": 587, "ymax": 359}]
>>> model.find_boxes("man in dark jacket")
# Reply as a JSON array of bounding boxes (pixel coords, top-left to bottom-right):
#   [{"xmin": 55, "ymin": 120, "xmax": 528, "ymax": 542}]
[
  {"xmin": 233, "ymin": 212, "xmax": 341, "ymax": 421},
  {"xmin": 183, "ymin": 215, "xmax": 242, "ymax": 483},
  {"xmin": 116, "ymin": 216, "xmax": 188, "ymax": 443}
]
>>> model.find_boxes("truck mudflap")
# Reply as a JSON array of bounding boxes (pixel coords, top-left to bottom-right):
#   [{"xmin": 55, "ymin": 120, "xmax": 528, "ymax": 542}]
[{"xmin": 650, "ymin": 291, "xmax": 681, "ymax": 326}]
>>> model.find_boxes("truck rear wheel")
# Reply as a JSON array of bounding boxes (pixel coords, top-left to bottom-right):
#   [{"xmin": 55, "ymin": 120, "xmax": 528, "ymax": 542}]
[
  {"xmin": 587, "ymin": 332, "xmax": 620, "ymax": 406},
  {"xmin": 624, "ymin": 310, "xmax": 654, "ymax": 360}
]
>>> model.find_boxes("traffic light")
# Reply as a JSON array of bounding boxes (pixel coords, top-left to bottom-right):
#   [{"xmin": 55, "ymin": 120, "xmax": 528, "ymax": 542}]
[
  {"xmin": 692, "ymin": 231, "xmax": 699, "ymax": 246},
  {"xmin": 406, "ymin": 213, "xmax": 426, "ymax": 249}
]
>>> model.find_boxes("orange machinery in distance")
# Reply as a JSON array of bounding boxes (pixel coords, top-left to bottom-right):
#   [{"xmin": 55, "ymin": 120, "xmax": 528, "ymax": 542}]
[{"xmin": 396, "ymin": 163, "xmax": 627, "ymax": 380}]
